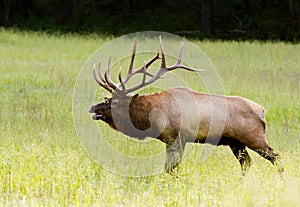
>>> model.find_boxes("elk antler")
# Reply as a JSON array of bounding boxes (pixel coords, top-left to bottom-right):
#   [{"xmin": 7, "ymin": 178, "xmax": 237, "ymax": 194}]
[
  {"xmin": 93, "ymin": 36, "xmax": 203, "ymax": 94},
  {"xmin": 93, "ymin": 57, "xmax": 122, "ymax": 93},
  {"xmin": 93, "ymin": 63, "xmax": 113, "ymax": 93},
  {"xmin": 119, "ymin": 41, "xmax": 159, "ymax": 85}
]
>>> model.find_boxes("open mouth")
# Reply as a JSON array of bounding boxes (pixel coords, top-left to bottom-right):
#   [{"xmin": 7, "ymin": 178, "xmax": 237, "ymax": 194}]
[
  {"xmin": 92, "ymin": 113, "xmax": 103, "ymax": 120},
  {"xmin": 89, "ymin": 106, "xmax": 103, "ymax": 120}
]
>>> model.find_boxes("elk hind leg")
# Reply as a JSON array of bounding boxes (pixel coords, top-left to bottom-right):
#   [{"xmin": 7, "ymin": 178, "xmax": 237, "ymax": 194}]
[{"xmin": 230, "ymin": 144, "xmax": 253, "ymax": 176}]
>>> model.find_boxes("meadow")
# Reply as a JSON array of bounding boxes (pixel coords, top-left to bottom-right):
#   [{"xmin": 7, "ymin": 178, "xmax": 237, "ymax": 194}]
[{"xmin": 0, "ymin": 29, "xmax": 299, "ymax": 206}]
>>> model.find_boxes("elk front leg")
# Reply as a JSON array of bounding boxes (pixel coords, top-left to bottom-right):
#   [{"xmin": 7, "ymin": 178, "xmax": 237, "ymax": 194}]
[
  {"xmin": 165, "ymin": 134, "xmax": 186, "ymax": 172},
  {"xmin": 254, "ymin": 147, "xmax": 285, "ymax": 175}
]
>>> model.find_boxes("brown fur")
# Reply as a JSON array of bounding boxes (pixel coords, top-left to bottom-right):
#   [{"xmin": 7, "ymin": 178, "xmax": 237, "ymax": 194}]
[{"xmin": 90, "ymin": 87, "xmax": 284, "ymax": 175}]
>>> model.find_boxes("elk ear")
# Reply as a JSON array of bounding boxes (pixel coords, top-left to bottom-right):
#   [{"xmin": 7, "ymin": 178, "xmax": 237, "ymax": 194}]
[
  {"xmin": 104, "ymin": 97, "xmax": 110, "ymax": 104},
  {"xmin": 129, "ymin": 94, "xmax": 139, "ymax": 103},
  {"xmin": 132, "ymin": 94, "xmax": 139, "ymax": 99}
]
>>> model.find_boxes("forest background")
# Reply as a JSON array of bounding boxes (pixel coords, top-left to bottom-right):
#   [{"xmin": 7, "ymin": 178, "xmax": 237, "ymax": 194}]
[{"xmin": 1, "ymin": 0, "xmax": 300, "ymax": 41}]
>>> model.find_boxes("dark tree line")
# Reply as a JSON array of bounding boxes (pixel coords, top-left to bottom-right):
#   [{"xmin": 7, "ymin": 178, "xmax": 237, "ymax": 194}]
[{"xmin": 1, "ymin": 0, "xmax": 300, "ymax": 40}]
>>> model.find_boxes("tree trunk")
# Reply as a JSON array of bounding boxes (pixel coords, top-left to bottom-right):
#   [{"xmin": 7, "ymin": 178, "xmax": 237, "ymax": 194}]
[
  {"xmin": 3, "ymin": 0, "xmax": 13, "ymax": 26},
  {"xmin": 201, "ymin": 0, "xmax": 213, "ymax": 36},
  {"xmin": 288, "ymin": 0, "xmax": 296, "ymax": 30}
]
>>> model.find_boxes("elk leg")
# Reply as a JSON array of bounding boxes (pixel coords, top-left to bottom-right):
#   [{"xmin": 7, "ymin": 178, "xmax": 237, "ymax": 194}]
[
  {"xmin": 253, "ymin": 147, "xmax": 285, "ymax": 174},
  {"xmin": 165, "ymin": 134, "xmax": 186, "ymax": 172},
  {"xmin": 229, "ymin": 144, "xmax": 253, "ymax": 175}
]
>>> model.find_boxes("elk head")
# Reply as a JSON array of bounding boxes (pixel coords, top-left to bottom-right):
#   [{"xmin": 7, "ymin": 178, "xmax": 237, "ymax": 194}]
[{"xmin": 89, "ymin": 36, "xmax": 202, "ymax": 131}]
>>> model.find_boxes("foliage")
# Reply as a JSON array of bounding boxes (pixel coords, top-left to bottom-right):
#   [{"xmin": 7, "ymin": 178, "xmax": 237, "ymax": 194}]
[{"xmin": 1, "ymin": 0, "xmax": 300, "ymax": 40}]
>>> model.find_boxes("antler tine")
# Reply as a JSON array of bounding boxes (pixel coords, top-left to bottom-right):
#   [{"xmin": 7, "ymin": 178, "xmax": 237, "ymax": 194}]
[
  {"xmin": 128, "ymin": 41, "xmax": 137, "ymax": 74},
  {"xmin": 167, "ymin": 64, "xmax": 204, "ymax": 72},
  {"xmin": 176, "ymin": 41, "xmax": 184, "ymax": 65},
  {"xmin": 142, "ymin": 60, "xmax": 147, "ymax": 84},
  {"xmin": 122, "ymin": 52, "xmax": 159, "ymax": 84},
  {"xmin": 93, "ymin": 64, "xmax": 114, "ymax": 93},
  {"xmin": 135, "ymin": 51, "xmax": 160, "ymax": 73},
  {"xmin": 165, "ymin": 41, "xmax": 204, "ymax": 72},
  {"xmin": 159, "ymin": 36, "xmax": 166, "ymax": 69},
  {"xmin": 104, "ymin": 57, "xmax": 121, "ymax": 92},
  {"xmin": 97, "ymin": 62, "xmax": 106, "ymax": 83},
  {"xmin": 93, "ymin": 64, "xmax": 102, "ymax": 85},
  {"xmin": 123, "ymin": 61, "xmax": 149, "ymax": 94},
  {"xmin": 118, "ymin": 66, "xmax": 126, "ymax": 91}
]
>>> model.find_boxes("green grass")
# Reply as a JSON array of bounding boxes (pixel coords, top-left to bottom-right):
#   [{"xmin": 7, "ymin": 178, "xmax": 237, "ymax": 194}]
[{"xmin": 0, "ymin": 29, "xmax": 300, "ymax": 206}]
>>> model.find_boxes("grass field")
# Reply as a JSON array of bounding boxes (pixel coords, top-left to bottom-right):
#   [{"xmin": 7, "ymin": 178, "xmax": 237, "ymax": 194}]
[{"xmin": 0, "ymin": 29, "xmax": 299, "ymax": 206}]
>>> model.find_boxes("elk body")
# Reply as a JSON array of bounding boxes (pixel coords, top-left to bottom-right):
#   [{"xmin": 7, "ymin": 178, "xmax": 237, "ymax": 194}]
[{"xmin": 89, "ymin": 37, "xmax": 284, "ymax": 175}]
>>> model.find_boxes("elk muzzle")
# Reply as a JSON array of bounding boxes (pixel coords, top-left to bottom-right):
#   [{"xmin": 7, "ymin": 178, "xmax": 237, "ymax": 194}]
[{"xmin": 89, "ymin": 105, "xmax": 104, "ymax": 120}]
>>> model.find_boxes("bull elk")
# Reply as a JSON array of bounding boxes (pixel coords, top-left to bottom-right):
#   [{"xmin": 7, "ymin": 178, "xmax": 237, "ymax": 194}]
[{"xmin": 89, "ymin": 37, "xmax": 284, "ymax": 175}]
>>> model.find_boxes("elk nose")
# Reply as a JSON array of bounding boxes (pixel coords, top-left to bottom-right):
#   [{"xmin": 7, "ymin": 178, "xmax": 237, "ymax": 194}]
[{"xmin": 89, "ymin": 106, "xmax": 95, "ymax": 113}]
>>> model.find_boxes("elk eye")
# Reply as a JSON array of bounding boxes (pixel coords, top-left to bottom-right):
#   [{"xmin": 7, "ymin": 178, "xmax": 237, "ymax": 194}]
[{"xmin": 111, "ymin": 99, "xmax": 119, "ymax": 108}]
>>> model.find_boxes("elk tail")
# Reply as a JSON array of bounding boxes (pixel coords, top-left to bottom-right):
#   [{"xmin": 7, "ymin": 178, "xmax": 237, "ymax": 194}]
[{"xmin": 256, "ymin": 105, "xmax": 266, "ymax": 130}]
